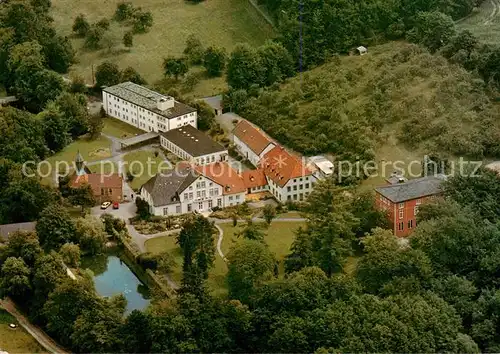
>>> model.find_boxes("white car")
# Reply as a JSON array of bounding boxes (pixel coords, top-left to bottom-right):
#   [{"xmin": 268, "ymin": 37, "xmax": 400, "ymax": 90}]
[{"xmin": 100, "ymin": 201, "xmax": 111, "ymax": 210}]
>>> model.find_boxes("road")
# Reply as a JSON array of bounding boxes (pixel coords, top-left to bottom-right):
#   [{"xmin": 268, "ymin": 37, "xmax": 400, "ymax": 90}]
[{"xmin": 0, "ymin": 298, "xmax": 68, "ymax": 354}]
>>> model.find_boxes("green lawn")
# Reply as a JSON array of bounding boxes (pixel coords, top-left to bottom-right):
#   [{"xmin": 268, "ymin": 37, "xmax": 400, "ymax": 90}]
[
  {"xmin": 458, "ymin": 1, "xmax": 500, "ymax": 45},
  {"xmin": 51, "ymin": 0, "xmax": 274, "ymax": 96},
  {"xmin": 123, "ymin": 150, "xmax": 171, "ymax": 190},
  {"xmin": 144, "ymin": 221, "xmax": 305, "ymax": 295},
  {"xmin": 40, "ymin": 135, "xmax": 112, "ymax": 185},
  {"xmin": 103, "ymin": 117, "xmax": 144, "ymax": 139},
  {"xmin": 0, "ymin": 309, "xmax": 46, "ymax": 353}
]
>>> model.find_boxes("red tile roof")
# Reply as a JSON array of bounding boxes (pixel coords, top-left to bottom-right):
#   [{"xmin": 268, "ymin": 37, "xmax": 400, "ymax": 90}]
[
  {"xmin": 195, "ymin": 162, "xmax": 246, "ymax": 195},
  {"xmin": 71, "ymin": 173, "xmax": 123, "ymax": 195},
  {"xmin": 261, "ymin": 146, "xmax": 313, "ymax": 187},
  {"xmin": 233, "ymin": 120, "xmax": 273, "ymax": 155},
  {"xmin": 242, "ymin": 169, "xmax": 267, "ymax": 189}
]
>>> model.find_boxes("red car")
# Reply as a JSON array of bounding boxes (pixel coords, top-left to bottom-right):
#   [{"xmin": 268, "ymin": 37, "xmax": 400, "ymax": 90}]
[{"xmin": 112, "ymin": 201, "xmax": 119, "ymax": 209}]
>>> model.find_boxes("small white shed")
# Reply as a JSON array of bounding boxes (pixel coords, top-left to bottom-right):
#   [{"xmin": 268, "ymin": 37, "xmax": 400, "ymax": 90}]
[{"xmin": 356, "ymin": 46, "xmax": 368, "ymax": 55}]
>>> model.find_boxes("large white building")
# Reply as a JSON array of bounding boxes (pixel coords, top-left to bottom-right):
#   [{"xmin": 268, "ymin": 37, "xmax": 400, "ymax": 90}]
[
  {"xmin": 160, "ymin": 125, "xmax": 228, "ymax": 165},
  {"xmin": 232, "ymin": 119, "xmax": 275, "ymax": 167},
  {"xmin": 102, "ymin": 82, "xmax": 197, "ymax": 133},
  {"xmin": 140, "ymin": 162, "xmax": 246, "ymax": 216}
]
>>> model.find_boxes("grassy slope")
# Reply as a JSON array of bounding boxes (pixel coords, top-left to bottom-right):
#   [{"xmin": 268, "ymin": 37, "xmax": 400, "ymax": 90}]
[
  {"xmin": 0, "ymin": 309, "xmax": 46, "ymax": 353},
  {"xmin": 458, "ymin": 0, "xmax": 500, "ymax": 45},
  {"xmin": 51, "ymin": 0, "xmax": 274, "ymax": 95},
  {"xmin": 144, "ymin": 221, "xmax": 305, "ymax": 295},
  {"xmin": 123, "ymin": 150, "xmax": 170, "ymax": 190},
  {"xmin": 103, "ymin": 117, "xmax": 144, "ymax": 139}
]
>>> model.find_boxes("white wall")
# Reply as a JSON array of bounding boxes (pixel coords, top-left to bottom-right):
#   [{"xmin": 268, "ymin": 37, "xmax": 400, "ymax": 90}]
[
  {"xmin": 103, "ymin": 91, "xmax": 197, "ymax": 133},
  {"xmin": 266, "ymin": 174, "xmax": 317, "ymax": 203},
  {"xmin": 233, "ymin": 135, "xmax": 260, "ymax": 166},
  {"xmin": 160, "ymin": 136, "xmax": 228, "ymax": 166},
  {"xmin": 224, "ymin": 192, "xmax": 245, "ymax": 207}
]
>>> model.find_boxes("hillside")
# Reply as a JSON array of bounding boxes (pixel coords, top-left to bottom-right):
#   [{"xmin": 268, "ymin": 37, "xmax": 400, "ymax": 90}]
[
  {"xmin": 240, "ymin": 41, "xmax": 500, "ymax": 168},
  {"xmin": 50, "ymin": 0, "xmax": 274, "ymax": 92}
]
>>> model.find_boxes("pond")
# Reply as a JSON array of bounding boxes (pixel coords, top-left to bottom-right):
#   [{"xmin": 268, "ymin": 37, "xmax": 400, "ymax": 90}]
[{"xmin": 81, "ymin": 251, "xmax": 150, "ymax": 313}]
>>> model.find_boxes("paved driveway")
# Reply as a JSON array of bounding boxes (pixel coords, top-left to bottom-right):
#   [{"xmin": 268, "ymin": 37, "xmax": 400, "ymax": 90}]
[{"xmin": 91, "ymin": 201, "xmax": 137, "ymax": 220}]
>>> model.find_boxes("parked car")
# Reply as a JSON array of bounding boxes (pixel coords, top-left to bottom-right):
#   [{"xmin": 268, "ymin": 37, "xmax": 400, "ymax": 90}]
[
  {"xmin": 101, "ymin": 201, "xmax": 111, "ymax": 209},
  {"xmin": 113, "ymin": 201, "xmax": 119, "ymax": 209}
]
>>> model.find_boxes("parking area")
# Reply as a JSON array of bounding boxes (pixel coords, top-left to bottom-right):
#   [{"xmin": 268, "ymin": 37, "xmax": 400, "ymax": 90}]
[{"xmin": 91, "ymin": 201, "xmax": 137, "ymax": 221}]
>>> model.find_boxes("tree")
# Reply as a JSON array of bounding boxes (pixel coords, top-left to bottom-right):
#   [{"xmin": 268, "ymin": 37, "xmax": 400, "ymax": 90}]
[
  {"xmin": 262, "ymin": 204, "xmax": 276, "ymax": 225},
  {"xmin": 54, "ymin": 92, "xmax": 89, "ymax": 138},
  {"xmin": 236, "ymin": 220, "xmax": 265, "ymax": 241},
  {"xmin": 84, "ymin": 25, "xmax": 105, "ymax": 50},
  {"xmin": 0, "ymin": 231, "xmax": 42, "ymax": 267},
  {"xmin": 123, "ymin": 31, "xmax": 133, "ymax": 48},
  {"xmin": 227, "ymin": 44, "xmax": 264, "ymax": 90},
  {"xmin": 203, "ymin": 46, "xmax": 226, "ymax": 77},
  {"xmin": 284, "ymin": 227, "xmax": 314, "ymax": 274},
  {"xmin": 43, "ymin": 35, "xmax": 75, "ymax": 73},
  {"xmin": 60, "ymin": 243, "xmax": 81, "ymax": 267},
  {"xmin": 177, "ymin": 215, "xmax": 216, "ymax": 297},
  {"xmin": 36, "ymin": 204, "xmax": 76, "ymax": 250},
  {"xmin": 72, "ymin": 14, "xmax": 90, "ymax": 37},
  {"xmin": 74, "ymin": 215, "xmax": 107, "ymax": 255},
  {"xmin": 182, "ymin": 99, "xmax": 214, "ymax": 131},
  {"xmin": 96, "ymin": 18, "xmax": 110, "ymax": 31},
  {"xmin": 69, "ymin": 74, "xmax": 87, "ymax": 93},
  {"xmin": 257, "ymin": 41, "xmax": 294, "ymax": 86},
  {"xmin": 0, "ymin": 257, "xmax": 31, "ymax": 300},
  {"xmin": 135, "ymin": 197, "xmax": 151, "ymax": 220},
  {"xmin": 121, "ymin": 66, "xmax": 146, "ymax": 84},
  {"xmin": 40, "ymin": 102, "xmax": 71, "ymax": 152},
  {"xmin": 120, "ymin": 310, "xmax": 153, "ymax": 353},
  {"xmin": 68, "ymin": 184, "xmax": 96, "ymax": 212},
  {"xmin": 163, "ymin": 57, "xmax": 188, "ymax": 80},
  {"xmin": 350, "ymin": 191, "xmax": 389, "ymax": 237},
  {"xmin": 132, "ymin": 10, "xmax": 153, "ymax": 33},
  {"xmin": 32, "ymin": 252, "xmax": 66, "ymax": 302},
  {"xmin": 88, "ymin": 113, "xmax": 104, "ymax": 140},
  {"xmin": 95, "ymin": 61, "xmax": 121, "ymax": 88},
  {"xmin": 114, "ymin": 2, "xmax": 135, "ymax": 22},
  {"xmin": 407, "ymin": 11, "xmax": 456, "ymax": 53},
  {"xmin": 227, "ymin": 240, "xmax": 275, "ymax": 303},
  {"xmin": 184, "ymin": 34, "xmax": 204, "ymax": 65}
]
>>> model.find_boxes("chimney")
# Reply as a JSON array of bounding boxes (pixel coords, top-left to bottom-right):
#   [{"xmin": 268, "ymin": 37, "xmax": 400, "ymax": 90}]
[{"xmin": 157, "ymin": 97, "xmax": 174, "ymax": 111}]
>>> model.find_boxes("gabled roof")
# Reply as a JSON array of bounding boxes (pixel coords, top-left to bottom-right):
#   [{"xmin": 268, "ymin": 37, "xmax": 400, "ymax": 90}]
[
  {"xmin": 261, "ymin": 146, "xmax": 314, "ymax": 187},
  {"xmin": 142, "ymin": 166, "xmax": 199, "ymax": 207},
  {"xmin": 375, "ymin": 176, "xmax": 445, "ymax": 203},
  {"xmin": 242, "ymin": 169, "xmax": 267, "ymax": 189},
  {"xmin": 195, "ymin": 162, "xmax": 246, "ymax": 195},
  {"xmin": 161, "ymin": 125, "xmax": 226, "ymax": 157},
  {"xmin": 232, "ymin": 120, "xmax": 274, "ymax": 156},
  {"xmin": 71, "ymin": 173, "xmax": 123, "ymax": 195}
]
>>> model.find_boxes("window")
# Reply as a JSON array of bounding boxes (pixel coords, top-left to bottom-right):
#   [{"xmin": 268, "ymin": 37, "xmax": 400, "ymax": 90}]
[
  {"xmin": 416, "ymin": 199, "xmax": 422, "ymax": 205},
  {"xmin": 299, "ymin": 178, "xmax": 303, "ymax": 181},
  {"xmin": 176, "ymin": 205, "xmax": 181, "ymax": 214},
  {"xmin": 236, "ymin": 195, "xmax": 240, "ymax": 200},
  {"xmin": 299, "ymin": 193, "xmax": 303, "ymax": 200},
  {"xmin": 399, "ymin": 210, "xmax": 403, "ymax": 219},
  {"xmin": 101, "ymin": 188, "xmax": 104, "ymax": 195},
  {"xmin": 208, "ymin": 200, "xmax": 213, "ymax": 208},
  {"xmin": 398, "ymin": 222, "xmax": 404, "ymax": 231},
  {"xmin": 189, "ymin": 192, "xmax": 193, "ymax": 199},
  {"xmin": 287, "ymin": 195, "xmax": 292, "ymax": 200},
  {"xmin": 214, "ymin": 189, "xmax": 219, "ymax": 196},
  {"xmin": 201, "ymin": 182, "xmax": 206, "ymax": 188},
  {"xmin": 184, "ymin": 193, "xmax": 188, "ymax": 200},
  {"xmin": 217, "ymin": 198, "xmax": 222, "ymax": 207},
  {"xmin": 293, "ymin": 185, "xmax": 297, "ymax": 191},
  {"xmin": 305, "ymin": 183, "xmax": 309, "ymax": 189},
  {"xmin": 299, "ymin": 184, "xmax": 303, "ymax": 190},
  {"xmin": 414, "ymin": 206, "xmax": 419, "ymax": 215},
  {"xmin": 287, "ymin": 186, "xmax": 291, "ymax": 192},
  {"xmin": 306, "ymin": 177, "xmax": 309, "ymax": 181},
  {"xmin": 196, "ymin": 191, "xmax": 201, "ymax": 198},
  {"xmin": 293, "ymin": 179, "xmax": 297, "ymax": 183},
  {"xmin": 408, "ymin": 219, "xmax": 414, "ymax": 229},
  {"xmin": 229, "ymin": 196, "xmax": 233, "ymax": 201},
  {"xmin": 293, "ymin": 194, "xmax": 297, "ymax": 200},
  {"xmin": 187, "ymin": 204, "xmax": 192, "ymax": 212},
  {"xmin": 163, "ymin": 208, "xmax": 168, "ymax": 216},
  {"xmin": 198, "ymin": 202, "xmax": 203, "ymax": 210},
  {"xmin": 201, "ymin": 190, "xmax": 206, "ymax": 198},
  {"xmin": 399, "ymin": 202, "xmax": 404, "ymax": 209}
]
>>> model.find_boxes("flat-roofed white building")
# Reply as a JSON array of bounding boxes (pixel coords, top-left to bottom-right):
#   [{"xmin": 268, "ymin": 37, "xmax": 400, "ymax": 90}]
[
  {"xmin": 160, "ymin": 125, "xmax": 228, "ymax": 165},
  {"xmin": 102, "ymin": 82, "xmax": 197, "ymax": 133}
]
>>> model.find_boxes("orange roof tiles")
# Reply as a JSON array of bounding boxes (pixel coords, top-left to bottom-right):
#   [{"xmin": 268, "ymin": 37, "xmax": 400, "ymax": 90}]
[
  {"xmin": 71, "ymin": 173, "xmax": 123, "ymax": 195},
  {"xmin": 233, "ymin": 120, "xmax": 273, "ymax": 155},
  {"xmin": 242, "ymin": 169, "xmax": 267, "ymax": 189},
  {"xmin": 261, "ymin": 146, "xmax": 314, "ymax": 187},
  {"xmin": 195, "ymin": 162, "xmax": 246, "ymax": 195}
]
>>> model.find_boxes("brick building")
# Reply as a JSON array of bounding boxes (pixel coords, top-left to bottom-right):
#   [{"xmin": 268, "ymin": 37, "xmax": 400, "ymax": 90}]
[{"xmin": 375, "ymin": 175, "xmax": 445, "ymax": 237}]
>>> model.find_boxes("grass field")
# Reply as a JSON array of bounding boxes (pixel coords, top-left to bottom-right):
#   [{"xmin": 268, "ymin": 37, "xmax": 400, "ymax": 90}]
[
  {"xmin": 123, "ymin": 150, "xmax": 170, "ymax": 190},
  {"xmin": 103, "ymin": 117, "xmax": 144, "ymax": 139},
  {"xmin": 41, "ymin": 135, "xmax": 112, "ymax": 185},
  {"xmin": 0, "ymin": 309, "xmax": 46, "ymax": 353},
  {"xmin": 51, "ymin": 0, "xmax": 274, "ymax": 96},
  {"xmin": 144, "ymin": 220, "xmax": 305, "ymax": 295},
  {"xmin": 458, "ymin": 0, "xmax": 500, "ymax": 44}
]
